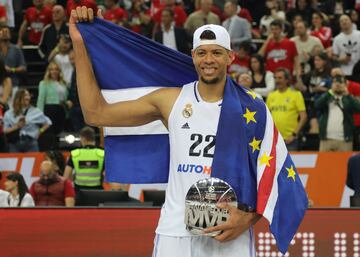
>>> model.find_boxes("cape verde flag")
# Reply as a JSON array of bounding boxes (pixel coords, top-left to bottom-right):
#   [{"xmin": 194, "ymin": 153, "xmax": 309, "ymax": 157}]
[{"xmin": 77, "ymin": 18, "xmax": 308, "ymax": 254}]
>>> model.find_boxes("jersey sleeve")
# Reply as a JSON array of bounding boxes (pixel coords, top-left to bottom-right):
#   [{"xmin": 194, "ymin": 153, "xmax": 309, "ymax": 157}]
[{"xmin": 295, "ymin": 91, "xmax": 306, "ymax": 112}]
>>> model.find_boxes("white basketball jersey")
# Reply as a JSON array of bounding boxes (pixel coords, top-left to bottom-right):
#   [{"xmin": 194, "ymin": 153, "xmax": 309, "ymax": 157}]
[{"xmin": 156, "ymin": 81, "xmax": 222, "ymax": 236}]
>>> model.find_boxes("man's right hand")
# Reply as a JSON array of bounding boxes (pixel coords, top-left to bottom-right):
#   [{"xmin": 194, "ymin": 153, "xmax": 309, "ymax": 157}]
[{"xmin": 69, "ymin": 7, "xmax": 103, "ymax": 45}]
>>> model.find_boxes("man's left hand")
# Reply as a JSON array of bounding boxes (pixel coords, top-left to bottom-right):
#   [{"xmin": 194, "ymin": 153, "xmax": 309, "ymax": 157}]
[{"xmin": 203, "ymin": 203, "xmax": 261, "ymax": 242}]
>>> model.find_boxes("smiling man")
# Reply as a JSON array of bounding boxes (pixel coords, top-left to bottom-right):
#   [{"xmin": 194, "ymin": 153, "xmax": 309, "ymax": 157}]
[{"xmin": 69, "ymin": 7, "xmax": 307, "ymax": 257}]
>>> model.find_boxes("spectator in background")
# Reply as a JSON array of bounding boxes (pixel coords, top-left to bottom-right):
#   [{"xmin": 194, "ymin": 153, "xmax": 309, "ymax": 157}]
[
  {"xmin": 259, "ymin": 0, "xmax": 285, "ymax": 38},
  {"xmin": 0, "ymin": 58, "xmax": 12, "ymax": 110},
  {"xmin": 4, "ymin": 89, "xmax": 51, "ymax": 153},
  {"xmin": 258, "ymin": 19, "xmax": 301, "ymax": 78},
  {"xmin": 45, "ymin": 150, "xmax": 66, "ymax": 176},
  {"xmin": 152, "ymin": 0, "xmax": 187, "ymax": 35},
  {"xmin": 66, "ymin": 0, "xmax": 97, "ymax": 17},
  {"xmin": 310, "ymin": 11, "xmax": 332, "ymax": 49},
  {"xmin": 237, "ymin": 71, "xmax": 262, "ymax": 99},
  {"xmin": 291, "ymin": 20, "xmax": 324, "ymax": 74},
  {"xmin": 332, "ymin": 14, "xmax": 360, "ymax": 77},
  {"xmin": 184, "ymin": 0, "xmax": 220, "ymax": 35},
  {"xmin": 48, "ymin": 34, "xmax": 73, "ymax": 86},
  {"xmin": 350, "ymin": 9, "xmax": 360, "ymax": 30},
  {"xmin": 0, "ymin": 0, "xmax": 15, "ymax": 28},
  {"xmin": 0, "ymin": 25, "xmax": 26, "ymax": 97},
  {"xmin": 36, "ymin": 61, "xmax": 68, "ymax": 139},
  {"xmin": 103, "ymin": 0, "xmax": 128, "ymax": 26},
  {"xmin": 154, "ymin": 8, "xmax": 190, "ymax": 55},
  {"xmin": 30, "ymin": 160, "xmax": 75, "ymax": 206},
  {"xmin": 331, "ymin": 67, "xmax": 360, "ymax": 150},
  {"xmin": 266, "ymin": 68, "xmax": 307, "ymax": 150},
  {"xmin": 0, "ymin": 101, "xmax": 5, "ymax": 152},
  {"xmin": 222, "ymin": 0, "xmax": 251, "ymax": 51},
  {"xmin": 228, "ymin": 41, "xmax": 251, "ymax": 77},
  {"xmin": 17, "ymin": 0, "xmax": 52, "ymax": 46},
  {"xmin": 64, "ymin": 127, "xmax": 104, "ymax": 197},
  {"xmin": 0, "ymin": 171, "xmax": 10, "ymax": 206},
  {"xmin": 0, "ymin": 5, "xmax": 7, "ymax": 25},
  {"xmin": 4, "ymin": 172, "xmax": 35, "ymax": 207},
  {"xmin": 286, "ymin": 0, "xmax": 316, "ymax": 25},
  {"xmin": 300, "ymin": 52, "xmax": 332, "ymax": 134},
  {"xmin": 66, "ymin": 50, "xmax": 85, "ymax": 131},
  {"xmin": 315, "ymin": 74, "xmax": 360, "ymax": 151},
  {"xmin": 38, "ymin": 5, "xmax": 69, "ymax": 61},
  {"xmin": 126, "ymin": 0, "xmax": 153, "ymax": 38},
  {"xmin": 249, "ymin": 54, "xmax": 275, "ymax": 99}
]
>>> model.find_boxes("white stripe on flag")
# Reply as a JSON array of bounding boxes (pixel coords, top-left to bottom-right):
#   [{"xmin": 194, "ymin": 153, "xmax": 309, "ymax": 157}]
[
  {"xmin": 101, "ymin": 88, "xmax": 169, "ymax": 136},
  {"xmin": 263, "ymin": 131, "xmax": 287, "ymax": 224},
  {"xmin": 257, "ymin": 107, "xmax": 274, "ymax": 189}
]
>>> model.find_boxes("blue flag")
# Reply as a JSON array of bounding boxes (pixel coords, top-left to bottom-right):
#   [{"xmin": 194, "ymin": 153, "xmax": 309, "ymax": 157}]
[{"xmin": 78, "ymin": 18, "xmax": 308, "ymax": 254}]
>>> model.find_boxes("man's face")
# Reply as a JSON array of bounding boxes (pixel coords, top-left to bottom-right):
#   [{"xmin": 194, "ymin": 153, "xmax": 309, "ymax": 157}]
[
  {"xmin": 295, "ymin": 22, "xmax": 307, "ymax": 37},
  {"xmin": 201, "ymin": 0, "xmax": 212, "ymax": 13},
  {"xmin": 270, "ymin": 25, "xmax": 282, "ymax": 39},
  {"xmin": 0, "ymin": 27, "xmax": 11, "ymax": 41},
  {"xmin": 52, "ymin": 5, "xmax": 65, "ymax": 21},
  {"xmin": 340, "ymin": 15, "xmax": 352, "ymax": 32},
  {"xmin": 331, "ymin": 76, "xmax": 346, "ymax": 94},
  {"xmin": 40, "ymin": 161, "xmax": 56, "ymax": 181},
  {"xmin": 161, "ymin": 10, "xmax": 173, "ymax": 26},
  {"xmin": 192, "ymin": 44, "xmax": 234, "ymax": 85},
  {"xmin": 274, "ymin": 71, "xmax": 288, "ymax": 89},
  {"xmin": 238, "ymin": 73, "xmax": 252, "ymax": 88},
  {"xmin": 33, "ymin": 0, "xmax": 44, "ymax": 8},
  {"xmin": 224, "ymin": 2, "xmax": 236, "ymax": 18}
]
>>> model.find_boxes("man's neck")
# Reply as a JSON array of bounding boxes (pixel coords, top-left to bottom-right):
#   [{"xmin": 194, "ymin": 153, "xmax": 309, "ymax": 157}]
[
  {"xmin": 53, "ymin": 20, "xmax": 64, "ymax": 29},
  {"xmin": 274, "ymin": 35, "xmax": 283, "ymax": 43},
  {"xmin": 0, "ymin": 42, "xmax": 9, "ymax": 51},
  {"xmin": 197, "ymin": 77, "xmax": 226, "ymax": 102},
  {"xmin": 343, "ymin": 28, "xmax": 352, "ymax": 35},
  {"xmin": 278, "ymin": 86, "xmax": 288, "ymax": 92},
  {"xmin": 163, "ymin": 23, "xmax": 172, "ymax": 32},
  {"xmin": 299, "ymin": 34, "xmax": 308, "ymax": 42}
]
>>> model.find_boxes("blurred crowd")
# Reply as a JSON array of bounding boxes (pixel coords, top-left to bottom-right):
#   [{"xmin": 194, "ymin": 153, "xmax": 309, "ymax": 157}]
[{"xmin": 0, "ymin": 0, "xmax": 359, "ymax": 206}]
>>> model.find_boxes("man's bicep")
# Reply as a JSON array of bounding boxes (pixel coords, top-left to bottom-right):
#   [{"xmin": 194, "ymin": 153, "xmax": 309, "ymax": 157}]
[{"xmin": 101, "ymin": 97, "xmax": 161, "ymax": 127}]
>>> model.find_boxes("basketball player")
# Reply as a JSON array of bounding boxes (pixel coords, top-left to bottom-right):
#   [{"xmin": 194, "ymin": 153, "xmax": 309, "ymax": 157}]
[{"xmin": 70, "ymin": 7, "xmax": 260, "ymax": 257}]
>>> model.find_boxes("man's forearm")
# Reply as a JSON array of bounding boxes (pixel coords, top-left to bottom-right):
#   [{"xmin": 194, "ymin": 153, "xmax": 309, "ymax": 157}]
[{"xmin": 73, "ymin": 40, "xmax": 107, "ymax": 125}]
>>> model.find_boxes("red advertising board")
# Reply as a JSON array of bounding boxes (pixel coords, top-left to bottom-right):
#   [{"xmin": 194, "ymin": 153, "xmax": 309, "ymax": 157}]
[{"xmin": 0, "ymin": 208, "xmax": 359, "ymax": 257}]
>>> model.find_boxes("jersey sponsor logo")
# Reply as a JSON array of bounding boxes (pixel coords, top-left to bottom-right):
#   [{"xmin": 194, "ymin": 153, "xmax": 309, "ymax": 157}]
[
  {"xmin": 181, "ymin": 122, "xmax": 190, "ymax": 129},
  {"xmin": 177, "ymin": 163, "xmax": 212, "ymax": 174},
  {"xmin": 267, "ymin": 49, "xmax": 287, "ymax": 62}
]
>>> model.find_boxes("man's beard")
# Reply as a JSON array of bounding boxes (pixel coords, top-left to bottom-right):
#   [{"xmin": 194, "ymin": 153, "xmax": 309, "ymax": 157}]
[{"xmin": 200, "ymin": 76, "xmax": 220, "ymax": 85}]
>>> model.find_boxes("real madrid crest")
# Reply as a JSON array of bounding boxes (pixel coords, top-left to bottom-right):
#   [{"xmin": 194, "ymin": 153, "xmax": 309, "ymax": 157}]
[{"xmin": 182, "ymin": 104, "xmax": 193, "ymax": 118}]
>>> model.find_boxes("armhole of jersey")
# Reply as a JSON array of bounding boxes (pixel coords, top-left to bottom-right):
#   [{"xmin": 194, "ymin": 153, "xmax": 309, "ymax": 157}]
[{"xmin": 167, "ymin": 82, "xmax": 194, "ymax": 132}]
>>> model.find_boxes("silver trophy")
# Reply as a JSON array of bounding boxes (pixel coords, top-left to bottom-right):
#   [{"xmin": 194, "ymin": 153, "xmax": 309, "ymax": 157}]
[{"xmin": 184, "ymin": 177, "xmax": 238, "ymax": 237}]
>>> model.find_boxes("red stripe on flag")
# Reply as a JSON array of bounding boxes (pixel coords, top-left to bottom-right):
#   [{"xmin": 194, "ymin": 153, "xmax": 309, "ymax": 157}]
[{"xmin": 257, "ymin": 125, "xmax": 279, "ymax": 215}]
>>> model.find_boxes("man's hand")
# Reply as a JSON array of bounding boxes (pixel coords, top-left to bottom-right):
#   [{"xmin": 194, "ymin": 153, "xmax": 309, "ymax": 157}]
[
  {"xmin": 69, "ymin": 7, "xmax": 103, "ymax": 44},
  {"xmin": 203, "ymin": 203, "xmax": 261, "ymax": 242}
]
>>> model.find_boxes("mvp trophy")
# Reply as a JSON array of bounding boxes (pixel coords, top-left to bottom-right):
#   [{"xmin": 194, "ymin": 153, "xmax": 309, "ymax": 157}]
[{"xmin": 184, "ymin": 177, "xmax": 238, "ymax": 237}]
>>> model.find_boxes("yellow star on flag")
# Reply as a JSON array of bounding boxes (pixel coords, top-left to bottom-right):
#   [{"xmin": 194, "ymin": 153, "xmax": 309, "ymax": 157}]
[
  {"xmin": 249, "ymin": 137, "xmax": 261, "ymax": 153},
  {"xmin": 259, "ymin": 152, "xmax": 273, "ymax": 167},
  {"xmin": 247, "ymin": 90, "xmax": 257, "ymax": 100},
  {"xmin": 243, "ymin": 108, "xmax": 257, "ymax": 124},
  {"xmin": 286, "ymin": 165, "xmax": 296, "ymax": 182}
]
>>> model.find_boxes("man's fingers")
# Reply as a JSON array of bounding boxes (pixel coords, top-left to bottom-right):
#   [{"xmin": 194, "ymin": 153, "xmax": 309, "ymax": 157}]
[
  {"xmin": 88, "ymin": 7, "xmax": 94, "ymax": 22},
  {"xmin": 203, "ymin": 223, "xmax": 229, "ymax": 234},
  {"xmin": 70, "ymin": 9, "xmax": 78, "ymax": 24},
  {"xmin": 76, "ymin": 7, "xmax": 83, "ymax": 22},
  {"xmin": 81, "ymin": 6, "xmax": 88, "ymax": 21},
  {"xmin": 213, "ymin": 230, "xmax": 233, "ymax": 242},
  {"xmin": 97, "ymin": 9, "xmax": 104, "ymax": 19}
]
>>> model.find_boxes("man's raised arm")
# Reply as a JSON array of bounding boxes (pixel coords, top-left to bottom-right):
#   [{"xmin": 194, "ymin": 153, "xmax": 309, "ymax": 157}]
[{"xmin": 69, "ymin": 7, "xmax": 174, "ymax": 127}]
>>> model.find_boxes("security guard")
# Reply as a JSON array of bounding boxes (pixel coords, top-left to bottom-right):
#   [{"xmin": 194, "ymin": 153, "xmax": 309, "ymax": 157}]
[{"xmin": 64, "ymin": 126, "xmax": 104, "ymax": 192}]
